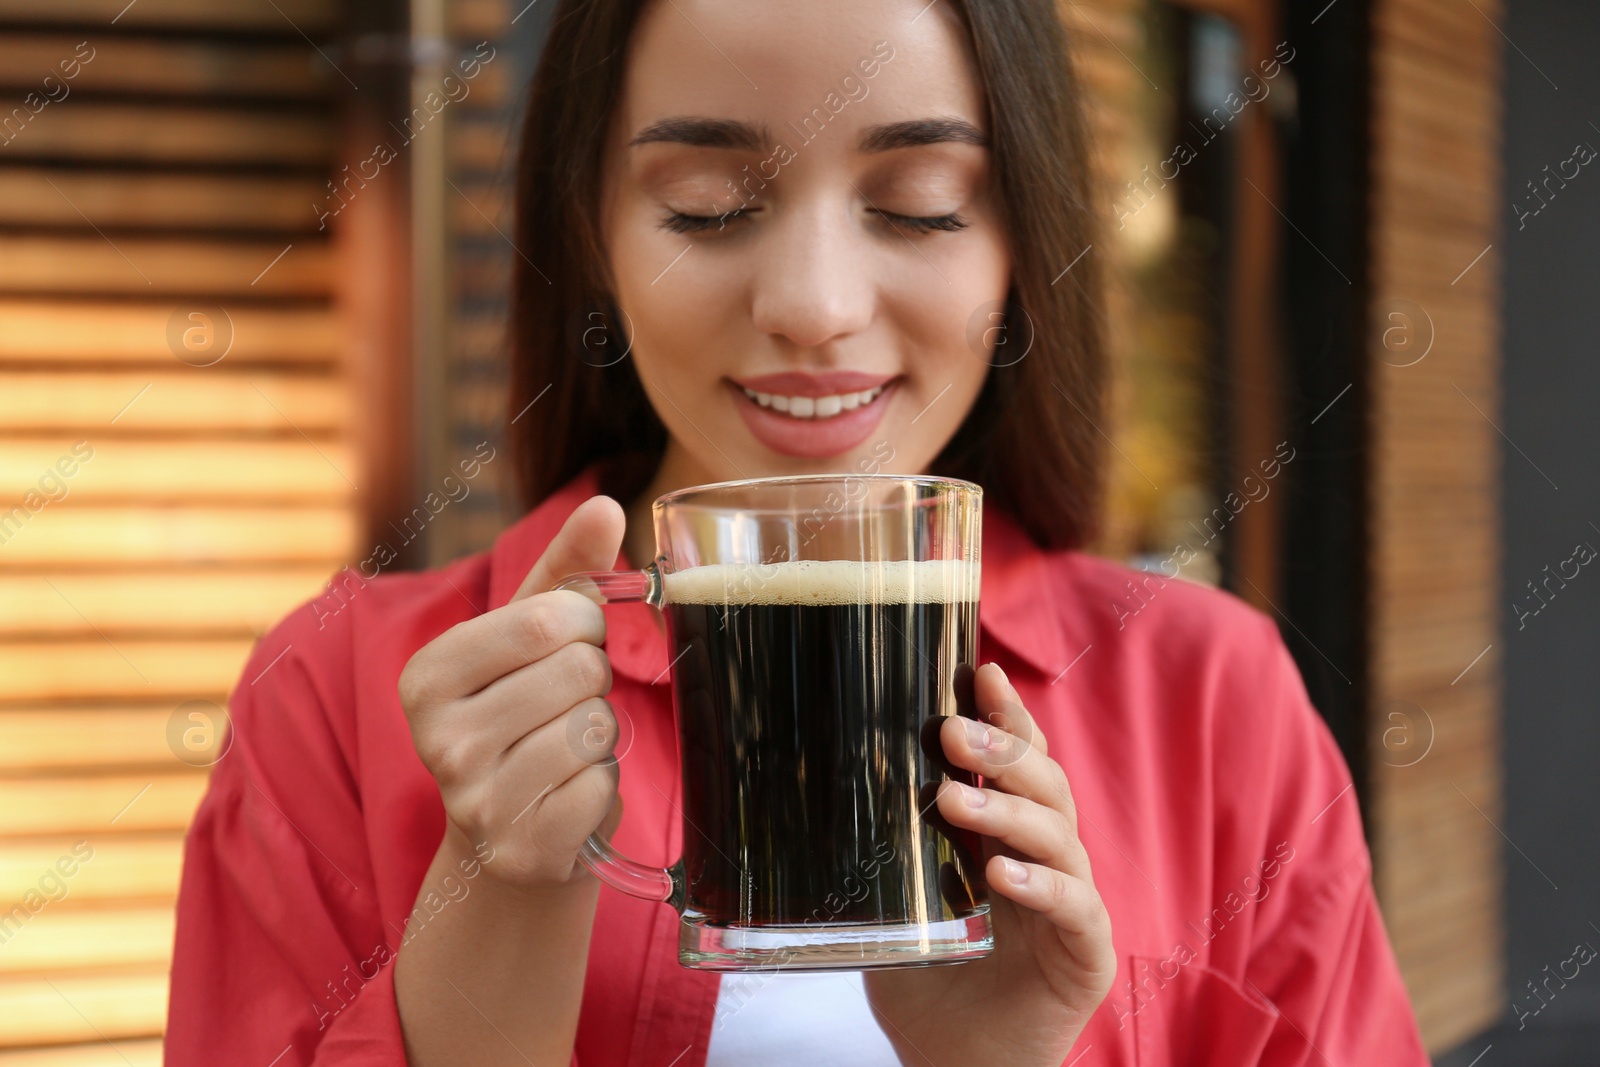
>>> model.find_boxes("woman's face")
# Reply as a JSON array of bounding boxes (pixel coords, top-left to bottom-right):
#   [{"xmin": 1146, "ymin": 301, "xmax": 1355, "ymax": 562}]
[{"xmin": 602, "ymin": 0, "xmax": 1008, "ymax": 488}]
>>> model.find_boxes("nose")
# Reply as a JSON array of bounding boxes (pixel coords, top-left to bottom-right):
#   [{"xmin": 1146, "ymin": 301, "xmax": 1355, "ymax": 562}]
[{"xmin": 748, "ymin": 205, "xmax": 875, "ymax": 350}]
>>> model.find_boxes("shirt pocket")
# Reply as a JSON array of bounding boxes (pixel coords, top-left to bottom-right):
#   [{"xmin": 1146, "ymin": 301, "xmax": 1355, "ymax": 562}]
[{"xmin": 1129, "ymin": 954, "xmax": 1279, "ymax": 1067}]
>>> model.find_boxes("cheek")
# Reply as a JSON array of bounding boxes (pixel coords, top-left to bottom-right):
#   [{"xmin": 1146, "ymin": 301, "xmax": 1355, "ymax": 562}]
[
  {"xmin": 889, "ymin": 224, "xmax": 1008, "ymax": 428},
  {"xmin": 915, "ymin": 215, "xmax": 1009, "ymax": 349},
  {"xmin": 609, "ymin": 205, "xmax": 733, "ymax": 376}
]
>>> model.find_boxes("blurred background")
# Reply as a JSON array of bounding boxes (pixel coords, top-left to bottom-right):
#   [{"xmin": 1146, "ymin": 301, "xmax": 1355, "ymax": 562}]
[{"xmin": 0, "ymin": 0, "xmax": 1594, "ymax": 1063}]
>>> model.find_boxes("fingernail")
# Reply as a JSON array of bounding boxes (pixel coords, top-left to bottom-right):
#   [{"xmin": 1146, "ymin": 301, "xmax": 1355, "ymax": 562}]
[
  {"xmin": 993, "ymin": 661, "xmax": 1016, "ymax": 695},
  {"xmin": 957, "ymin": 781, "xmax": 986, "ymax": 808},
  {"xmin": 962, "ymin": 716, "xmax": 993, "ymax": 750},
  {"xmin": 1001, "ymin": 856, "xmax": 1029, "ymax": 884}
]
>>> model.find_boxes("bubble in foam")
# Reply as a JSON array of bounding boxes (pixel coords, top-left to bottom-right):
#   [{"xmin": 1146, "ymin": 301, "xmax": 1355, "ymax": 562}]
[{"xmin": 661, "ymin": 558, "xmax": 980, "ymax": 606}]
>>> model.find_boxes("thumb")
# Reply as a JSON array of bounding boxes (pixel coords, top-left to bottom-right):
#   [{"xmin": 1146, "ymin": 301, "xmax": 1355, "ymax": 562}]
[{"xmin": 513, "ymin": 494, "xmax": 628, "ymax": 601}]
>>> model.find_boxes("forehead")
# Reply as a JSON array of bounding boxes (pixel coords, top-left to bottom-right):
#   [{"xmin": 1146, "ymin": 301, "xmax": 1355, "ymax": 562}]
[{"xmin": 616, "ymin": 0, "xmax": 988, "ymax": 138}]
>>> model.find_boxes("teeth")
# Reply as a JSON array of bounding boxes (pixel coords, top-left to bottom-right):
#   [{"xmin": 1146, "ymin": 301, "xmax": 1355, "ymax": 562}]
[{"xmin": 743, "ymin": 385, "xmax": 885, "ymax": 419}]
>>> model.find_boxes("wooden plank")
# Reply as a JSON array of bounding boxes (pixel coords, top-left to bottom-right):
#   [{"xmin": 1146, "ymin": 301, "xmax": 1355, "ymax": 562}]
[
  {"xmin": 1391, "ymin": 893, "xmax": 1502, "ymax": 970},
  {"xmin": 450, "ymin": 382, "xmax": 506, "ymax": 429},
  {"xmin": 1375, "ymin": 0, "xmax": 1501, "ymax": 68},
  {"xmin": 0, "ymin": 708, "xmax": 228, "ymax": 772},
  {"xmin": 0, "ymin": 638, "xmax": 256, "ymax": 700},
  {"xmin": 1378, "ymin": 830, "xmax": 1500, "ymax": 912},
  {"xmin": 449, "ymin": 64, "xmax": 512, "ymax": 111},
  {"xmin": 1373, "ymin": 570, "xmax": 1500, "ymax": 605},
  {"xmin": 0, "ymin": 1040, "xmax": 162, "ymax": 1066},
  {"xmin": 1371, "ymin": 215, "xmax": 1498, "ymax": 265},
  {"xmin": 0, "ymin": 439, "xmax": 355, "ymax": 503},
  {"xmin": 0, "ymin": 568, "xmax": 332, "ymax": 638},
  {"xmin": 0, "ymin": 971, "xmax": 166, "ymax": 1046},
  {"xmin": 0, "ymin": 371, "xmax": 344, "ymax": 433},
  {"xmin": 1380, "ymin": 837, "xmax": 1500, "ymax": 918},
  {"xmin": 0, "ymin": 905, "xmax": 174, "ymax": 975},
  {"xmin": 1396, "ymin": 903, "xmax": 1503, "ymax": 985},
  {"xmin": 0, "ymin": 774, "xmax": 206, "ymax": 836},
  {"xmin": 1368, "ymin": 0, "xmax": 1504, "ymax": 1051},
  {"xmin": 449, "ymin": 120, "xmax": 511, "ymax": 171},
  {"xmin": 0, "ymin": 0, "xmax": 339, "ymax": 32},
  {"xmin": 449, "ymin": 181, "xmax": 510, "ymax": 236},
  {"xmin": 455, "ymin": 256, "xmax": 511, "ymax": 295},
  {"xmin": 0, "ymin": 507, "xmax": 356, "ymax": 567},
  {"xmin": 0, "ymin": 104, "xmax": 332, "ymax": 165},
  {"xmin": 1372, "ymin": 637, "xmax": 1500, "ymax": 694},
  {"xmin": 0, "ymin": 170, "xmax": 327, "ymax": 233},
  {"xmin": 0, "ymin": 1, "xmax": 364, "ymax": 1044},
  {"xmin": 0, "ymin": 301, "xmax": 338, "ymax": 364},
  {"xmin": 450, "ymin": 315, "xmax": 508, "ymax": 366},
  {"xmin": 0, "ymin": 835, "xmax": 182, "ymax": 900},
  {"xmin": 0, "ymin": 236, "xmax": 332, "ymax": 298},
  {"xmin": 0, "ymin": 36, "xmax": 331, "ymax": 99},
  {"xmin": 1373, "ymin": 781, "xmax": 1501, "ymax": 854},
  {"xmin": 448, "ymin": 0, "xmax": 511, "ymax": 39}
]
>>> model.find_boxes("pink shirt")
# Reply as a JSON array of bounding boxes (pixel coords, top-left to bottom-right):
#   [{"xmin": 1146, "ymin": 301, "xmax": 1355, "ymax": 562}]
[{"xmin": 166, "ymin": 465, "xmax": 1429, "ymax": 1065}]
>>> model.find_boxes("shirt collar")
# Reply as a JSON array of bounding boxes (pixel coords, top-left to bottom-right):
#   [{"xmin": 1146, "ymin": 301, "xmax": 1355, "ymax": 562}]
[{"xmin": 487, "ymin": 464, "xmax": 1066, "ymax": 684}]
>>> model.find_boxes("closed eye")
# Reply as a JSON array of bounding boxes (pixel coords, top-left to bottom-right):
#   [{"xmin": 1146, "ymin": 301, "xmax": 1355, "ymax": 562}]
[
  {"xmin": 659, "ymin": 208, "xmax": 747, "ymax": 234},
  {"xmin": 873, "ymin": 209, "xmax": 968, "ymax": 234},
  {"xmin": 659, "ymin": 207, "xmax": 967, "ymax": 235}
]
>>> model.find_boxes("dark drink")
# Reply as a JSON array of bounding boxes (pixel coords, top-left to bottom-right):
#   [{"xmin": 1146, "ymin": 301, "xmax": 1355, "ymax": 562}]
[{"xmin": 662, "ymin": 559, "xmax": 989, "ymax": 945}]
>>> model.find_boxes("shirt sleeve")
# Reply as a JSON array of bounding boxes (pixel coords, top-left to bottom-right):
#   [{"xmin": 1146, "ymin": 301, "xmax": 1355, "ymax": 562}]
[
  {"xmin": 165, "ymin": 604, "xmax": 409, "ymax": 1065},
  {"xmin": 1233, "ymin": 615, "xmax": 1431, "ymax": 1066}
]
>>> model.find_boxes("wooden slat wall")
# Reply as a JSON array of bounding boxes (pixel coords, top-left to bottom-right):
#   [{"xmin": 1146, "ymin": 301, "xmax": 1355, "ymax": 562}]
[
  {"xmin": 1070, "ymin": 0, "xmax": 1506, "ymax": 1048},
  {"xmin": 1366, "ymin": 0, "xmax": 1505, "ymax": 1051},
  {"xmin": 430, "ymin": 0, "xmax": 519, "ymax": 563},
  {"xmin": 0, "ymin": 1, "xmax": 353, "ymax": 1060},
  {"xmin": 1057, "ymin": 0, "xmax": 1142, "ymax": 568},
  {"xmin": 1059, "ymin": 0, "xmax": 1284, "ymax": 606}
]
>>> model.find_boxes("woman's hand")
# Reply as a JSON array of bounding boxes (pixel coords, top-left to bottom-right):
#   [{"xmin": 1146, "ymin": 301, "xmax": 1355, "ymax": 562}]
[
  {"xmin": 395, "ymin": 498, "xmax": 632, "ymax": 1066},
  {"xmin": 864, "ymin": 662, "xmax": 1116, "ymax": 1066},
  {"xmin": 396, "ymin": 495, "xmax": 628, "ymax": 891}
]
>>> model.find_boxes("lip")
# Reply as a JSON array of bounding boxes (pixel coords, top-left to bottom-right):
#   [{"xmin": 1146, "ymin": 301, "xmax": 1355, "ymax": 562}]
[{"xmin": 729, "ymin": 375, "xmax": 899, "ymax": 459}]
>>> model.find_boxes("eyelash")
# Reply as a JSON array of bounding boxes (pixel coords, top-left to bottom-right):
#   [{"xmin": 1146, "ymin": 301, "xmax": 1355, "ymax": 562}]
[
  {"xmin": 659, "ymin": 208, "xmax": 745, "ymax": 234},
  {"xmin": 656, "ymin": 208, "xmax": 969, "ymax": 235},
  {"xmin": 876, "ymin": 209, "xmax": 969, "ymax": 234}
]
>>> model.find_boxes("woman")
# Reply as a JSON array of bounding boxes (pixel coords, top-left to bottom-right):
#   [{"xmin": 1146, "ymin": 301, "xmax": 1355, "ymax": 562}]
[{"xmin": 166, "ymin": 0, "xmax": 1430, "ymax": 1063}]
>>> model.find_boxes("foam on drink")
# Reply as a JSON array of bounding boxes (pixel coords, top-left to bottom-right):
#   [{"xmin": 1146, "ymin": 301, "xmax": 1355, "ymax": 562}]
[{"xmin": 662, "ymin": 558, "xmax": 980, "ymax": 606}]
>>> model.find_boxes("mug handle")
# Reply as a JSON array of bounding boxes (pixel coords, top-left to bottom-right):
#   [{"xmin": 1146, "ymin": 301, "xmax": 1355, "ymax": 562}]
[{"xmin": 551, "ymin": 565, "xmax": 684, "ymax": 908}]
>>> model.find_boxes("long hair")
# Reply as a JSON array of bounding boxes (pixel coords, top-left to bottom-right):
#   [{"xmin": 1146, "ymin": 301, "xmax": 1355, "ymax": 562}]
[{"xmin": 507, "ymin": 0, "xmax": 1106, "ymax": 550}]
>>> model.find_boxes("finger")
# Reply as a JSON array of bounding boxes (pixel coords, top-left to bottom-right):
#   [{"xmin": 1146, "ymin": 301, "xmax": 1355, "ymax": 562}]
[
  {"xmin": 496, "ymin": 761, "xmax": 619, "ymax": 882},
  {"xmin": 986, "ymin": 855, "xmax": 1111, "ymax": 944},
  {"xmin": 973, "ymin": 661, "xmax": 1046, "ymax": 759},
  {"xmin": 408, "ymin": 640, "xmax": 613, "ymax": 781},
  {"xmin": 489, "ymin": 695, "xmax": 620, "ymax": 806},
  {"xmin": 399, "ymin": 589, "xmax": 606, "ymax": 710},
  {"xmin": 939, "ymin": 714, "xmax": 1078, "ymax": 833},
  {"xmin": 403, "ymin": 496, "xmax": 621, "ymax": 708},
  {"xmin": 491, "ymin": 701, "xmax": 620, "ymax": 816},
  {"xmin": 514, "ymin": 494, "xmax": 627, "ymax": 601},
  {"xmin": 934, "ymin": 779, "xmax": 1090, "ymax": 880},
  {"xmin": 460, "ymin": 639, "xmax": 614, "ymax": 748}
]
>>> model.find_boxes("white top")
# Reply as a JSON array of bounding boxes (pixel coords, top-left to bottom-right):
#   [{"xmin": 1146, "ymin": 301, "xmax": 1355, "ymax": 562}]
[{"xmin": 704, "ymin": 970, "xmax": 903, "ymax": 1065}]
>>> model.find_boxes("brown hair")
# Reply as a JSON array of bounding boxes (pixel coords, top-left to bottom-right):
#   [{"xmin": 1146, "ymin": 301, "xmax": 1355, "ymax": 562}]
[{"xmin": 508, "ymin": 0, "xmax": 1105, "ymax": 550}]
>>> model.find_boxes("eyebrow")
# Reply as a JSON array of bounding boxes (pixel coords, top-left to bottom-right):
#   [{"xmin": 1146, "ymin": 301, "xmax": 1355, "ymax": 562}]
[
  {"xmin": 629, "ymin": 118, "xmax": 772, "ymax": 150},
  {"xmin": 627, "ymin": 116, "xmax": 988, "ymax": 152},
  {"xmin": 858, "ymin": 117, "xmax": 988, "ymax": 152}
]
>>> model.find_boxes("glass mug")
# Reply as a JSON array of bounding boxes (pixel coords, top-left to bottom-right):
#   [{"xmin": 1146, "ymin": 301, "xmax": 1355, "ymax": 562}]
[{"xmin": 554, "ymin": 474, "xmax": 993, "ymax": 971}]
